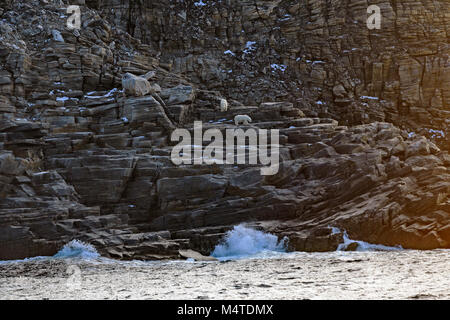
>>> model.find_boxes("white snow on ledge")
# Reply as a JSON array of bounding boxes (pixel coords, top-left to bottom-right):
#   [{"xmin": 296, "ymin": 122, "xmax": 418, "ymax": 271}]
[
  {"xmin": 194, "ymin": 0, "xmax": 206, "ymax": 7},
  {"xmin": 271, "ymin": 64, "xmax": 287, "ymax": 72},
  {"xmin": 429, "ymin": 128, "xmax": 445, "ymax": 138},
  {"xmin": 224, "ymin": 50, "xmax": 235, "ymax": 56},
  {"xmin": 360, "ymin": 95, "xmax": 379, "ymax": 100},
  {"xmin": 243, "ymin": 41, "xmax": 257, "ymax": 55},
  {"xmin": 84, "ymin": 88, "xmax": 120, "ymax": 99}
]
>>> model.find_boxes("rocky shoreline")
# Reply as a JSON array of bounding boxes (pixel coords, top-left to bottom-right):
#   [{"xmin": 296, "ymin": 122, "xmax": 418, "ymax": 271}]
[{"xmin": 0, "ymin": 0, "xmax": 448, "ymax": 261}]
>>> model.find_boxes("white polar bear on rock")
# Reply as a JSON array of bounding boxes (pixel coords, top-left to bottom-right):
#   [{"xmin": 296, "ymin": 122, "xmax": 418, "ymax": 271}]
[
  {"xmin": 219, "ymin": 99, "xmax": 228, "ymax": 112},
  {"xmin": 234, "ymin": 114, "xmax": 252, "ymax": 126}
]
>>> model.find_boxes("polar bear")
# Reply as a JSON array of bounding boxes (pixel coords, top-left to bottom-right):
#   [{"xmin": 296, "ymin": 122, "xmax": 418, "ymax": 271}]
[
  {"xmin": 234, "ymin": 114, "xmax": 252, "ymax": 126},
  {"xmin": 219, "ymin": 98, "xmax": 228, "ymax": 112}
]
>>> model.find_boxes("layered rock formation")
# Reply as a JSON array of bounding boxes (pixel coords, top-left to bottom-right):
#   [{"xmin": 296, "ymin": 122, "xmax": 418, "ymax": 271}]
[
  {"xmin": 90, "ymin": 0, "xmax": 449, "ymax": 150},
  {"xmin": 0, "ymin": 0, "xmax": 448, "ymax": 260}
]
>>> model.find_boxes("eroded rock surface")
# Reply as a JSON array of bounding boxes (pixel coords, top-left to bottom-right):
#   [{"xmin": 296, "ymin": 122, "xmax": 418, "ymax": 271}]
[
  {"xmin": 0, "ymin": 0, "xmax": 448, "ymax": 260},
  {"xmin": 91, "ymin": 0, "xmax": 449, "ymax": 150}
]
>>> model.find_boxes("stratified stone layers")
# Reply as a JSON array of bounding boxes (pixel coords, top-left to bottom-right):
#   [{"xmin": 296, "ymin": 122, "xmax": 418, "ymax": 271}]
[{"xmin": 0, "ymin": 0, "xmax": 448, "ymax": 260}]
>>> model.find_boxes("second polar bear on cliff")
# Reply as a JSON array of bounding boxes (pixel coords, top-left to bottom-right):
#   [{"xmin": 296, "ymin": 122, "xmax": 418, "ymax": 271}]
[{"xmin": 234, "ymin": 115, "xmax": 252, "ymax": 126}]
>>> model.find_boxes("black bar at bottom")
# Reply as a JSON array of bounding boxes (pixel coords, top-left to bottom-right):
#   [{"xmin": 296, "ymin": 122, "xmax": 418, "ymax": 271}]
[{"xmin": 0, "ymin": 300, "xmax": 445, "ymax": 319}]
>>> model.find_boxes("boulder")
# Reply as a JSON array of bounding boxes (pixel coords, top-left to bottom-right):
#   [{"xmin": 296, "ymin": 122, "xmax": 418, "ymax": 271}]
[
  {"xmin": 122, "ymin": 73, "xmax": 152, "ymax": 97},
  {"xmin": 161, "ymin": 85, "xmax": 195, "ymax": 106},
  {"xmin": 179, "ymin": 249, "xmax": 218, "ymax": 261}
]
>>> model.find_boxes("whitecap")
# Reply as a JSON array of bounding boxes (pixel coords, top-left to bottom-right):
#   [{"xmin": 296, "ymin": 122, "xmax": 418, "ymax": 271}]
[
  {"xmin": 53, "ymin": 240, "xmax": 100, "ymax": 259},
  {"xmin": 332, "ymin": 227, "xmax": 403, "ymax": 252},
  {"xmin": 211, "ymin": 225, "xmax": 288, "ymax": 260}
]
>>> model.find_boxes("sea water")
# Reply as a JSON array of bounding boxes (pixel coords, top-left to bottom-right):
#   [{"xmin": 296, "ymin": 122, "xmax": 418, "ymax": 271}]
[{"xmin": 0, "ymin": 226, "xmax": 448, "ymax": 299}]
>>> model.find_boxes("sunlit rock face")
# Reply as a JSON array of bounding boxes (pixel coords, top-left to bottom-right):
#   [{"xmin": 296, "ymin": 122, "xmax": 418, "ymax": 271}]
[
  {"xmin": 0, "ymin": 0, "xmax": 448, "ymax": 260},
  {"xmin": 91, "ymin": 0, "xmax": 449, "ymax": 148}
]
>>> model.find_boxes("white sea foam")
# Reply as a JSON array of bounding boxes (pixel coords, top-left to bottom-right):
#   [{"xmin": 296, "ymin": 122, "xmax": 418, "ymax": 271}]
[
  {"xmin": 53, "ymin": 240, "xmax": 100, "ymax": 259},
  {"xmin": 332, "ymin": 227, "xmax": 403, "ymax": 251},
  {"xmin": 0, "ymin": 256, "xmax": 47, "ymax": 265},
  {"xmin": 211, "ymin": 225, "xmax": 288, "ymax": 260},
  {"xmin": 0, "ymin": 240, "xmax": 100, "ymax": 264}
]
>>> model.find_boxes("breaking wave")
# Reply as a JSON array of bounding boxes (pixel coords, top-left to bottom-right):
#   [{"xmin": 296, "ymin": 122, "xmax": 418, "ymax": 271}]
[
  {"xmin": 53, "ymin": 240, "xmax": 100, "ymax": 259},
  {"xmin": 331, "ymin": 227, "xmax": 403, "ymax": 251},
  {"xmin": 211, "ymin": 225, "xmax": 288, "ymax": 260},
  {"xmin": 0, "ymin": 240, "xmax": 100, "ymax": 264}
]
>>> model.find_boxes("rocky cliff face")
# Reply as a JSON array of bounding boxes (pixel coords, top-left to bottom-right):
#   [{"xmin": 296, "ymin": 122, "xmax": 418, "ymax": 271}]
[
  {"xmin": 90, "ymin": 0, "xmax": 449, "ymax": 148},
  {"xmin": 0, "ymin": 0, "xmax": 448, "ymax": 260}
]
